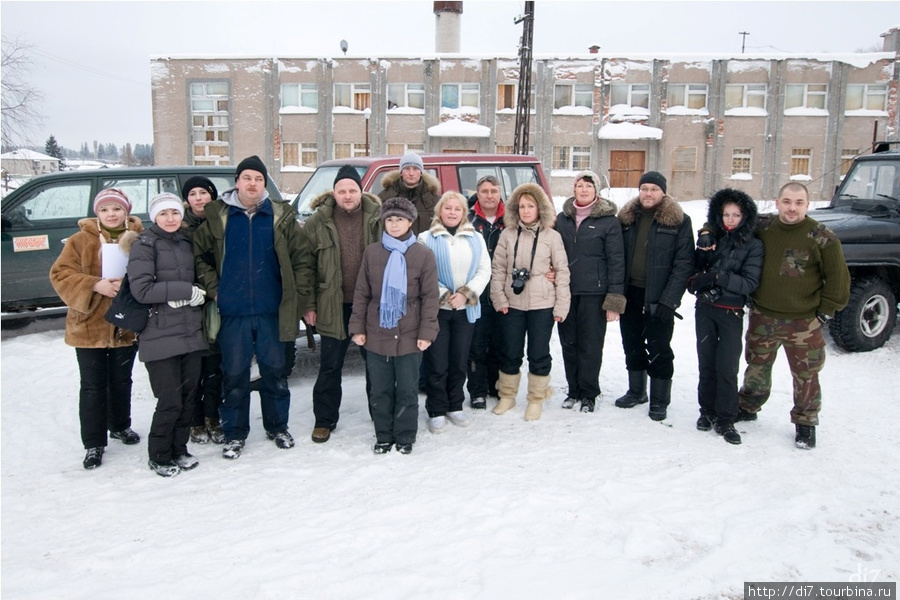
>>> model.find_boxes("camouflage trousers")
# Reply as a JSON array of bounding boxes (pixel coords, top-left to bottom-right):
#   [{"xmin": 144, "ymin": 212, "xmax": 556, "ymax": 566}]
[{"xmin": 737, "ymin": 308, "xmax": 826, "ymax": 426}]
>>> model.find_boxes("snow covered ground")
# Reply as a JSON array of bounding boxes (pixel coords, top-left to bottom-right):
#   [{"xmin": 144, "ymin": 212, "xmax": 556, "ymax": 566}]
[{"xmin": 2, "ymin": 200, "xmax": 898, "ymax": 600}]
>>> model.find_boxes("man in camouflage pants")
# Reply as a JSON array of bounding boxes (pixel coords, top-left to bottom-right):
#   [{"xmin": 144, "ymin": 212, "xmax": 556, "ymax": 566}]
[{"xmin": 736, "ymin": 182, "xmax": 849, "ymax": 449}]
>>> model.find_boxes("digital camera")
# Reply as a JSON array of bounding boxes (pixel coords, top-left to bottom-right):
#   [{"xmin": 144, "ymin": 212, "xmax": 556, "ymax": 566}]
[{"xmin": 510, "ymin": 268, "xmax": 531, "ymax": 295}]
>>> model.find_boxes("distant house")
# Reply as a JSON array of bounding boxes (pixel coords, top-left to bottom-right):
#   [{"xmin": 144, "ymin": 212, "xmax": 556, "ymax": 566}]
[{"xmin": 0, "ymin": 149, "xmax": 61, "ymax": 177}]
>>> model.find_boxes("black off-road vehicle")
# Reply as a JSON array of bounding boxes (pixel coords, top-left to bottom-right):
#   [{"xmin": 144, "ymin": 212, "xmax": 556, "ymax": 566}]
[{"xmin": 815, "ymin": 142, "xmax": 900, "ymax": 351}]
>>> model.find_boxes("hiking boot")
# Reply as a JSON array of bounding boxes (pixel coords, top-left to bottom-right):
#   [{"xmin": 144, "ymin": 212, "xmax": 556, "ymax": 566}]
[
  {"xmin": 795, "ymin": 425, "xmax": 816, "ymax": 449},
  {"xmin": 311, "ymin": 427, "xmax": 331, "ymax": 444},
  {"xmin": 735, "ymin": 407, "xmax": 758, "ymax": 422},
  {"xmin": 446, "ymin": 411, "xmax": 470, "ymax": 427},
  {"xmin": 222, "ymin": 439, "xmax": 245, "ymax": 460},
  {"xmin": 148, "ymin": 459, "xmax": 181, "ymax": 477},
  {"xmin": 648, "ymin": 378, "xmax": 671, "ymax": 421},
  {"xmin": 190, "ymin": 425, "xmax": 210, "ymax": 444},
  {"xmin": 615, "ymin": 370, "xmax": 648, "ymax": 408},
  {"xmin": 267, "ymin": 431, "xmax": 295, "ymax": 449},
  {"xmin": 470, "ymin": 397, "xmax": 487, "ymax": 410},
  {"xmin": 83, "ymin": 447, "xmax": 104, "ymax": 470},
  {"xmin": 714, "ymin": 420, "xmax": 742, "ymax": 445},
  {"xmin": 174, "ymin": 453, "xmax": 199, "ymax": 470},
  {"xmin": 395, "ymin": 443, "xmax": 413, "ymax": 454},
  {"xmin": 206, "ymin": 418, "xmax": 225, "ymax": 444},
  {"xmin": 110, "ymin": 427, "xmax": 140, "ymax": 445},
  {"xmin": 373, "ymin": 442, "xmax": 393, "ymax": 455},
  {"xmin": 427, "ymin": 416, "xmax": 446, "ymax": 433},
  {"xmin": 696, "ymin": 413, "xmax": 714, "ymax": 431},
  {"xmin": 580, "ymin": 398, "xmax": 596, "ymax": 413},
  {"xmin": 561, "ymin": 396, "xmax": 579, "ymax": 409}
]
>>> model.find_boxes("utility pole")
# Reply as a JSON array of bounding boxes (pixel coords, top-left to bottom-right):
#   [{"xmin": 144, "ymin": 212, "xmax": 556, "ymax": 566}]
[
  {"xmin": 739, "ymin": 31, "xmax": 750, "ymax": 54},
  {"xmin": 513, "ymin": 1, "xmax": 535, "ymax": 155}
]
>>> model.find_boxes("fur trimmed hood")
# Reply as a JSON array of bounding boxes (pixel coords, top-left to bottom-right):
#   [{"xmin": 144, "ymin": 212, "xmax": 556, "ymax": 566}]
[
  {"xmin": 561, "ymin": 195, "xmax": 618, "ymax": 219},
  {"xmin": 309, "ymin": 190, "xmax": 382, "ymax": 212},
  {"xmin": 504, "ymin": 183, "xmax": 556, "ymax": 229},
  {"xmin": 618, "ymin": 194, "xmax": 686, "ymax": 228},
  {"xmin": 379, "ymin": 170, "xmax": 441, "ymax": 198},
  {"xmin": 706, "ymin": 188, "xmax": 758, "ymax": 245}
]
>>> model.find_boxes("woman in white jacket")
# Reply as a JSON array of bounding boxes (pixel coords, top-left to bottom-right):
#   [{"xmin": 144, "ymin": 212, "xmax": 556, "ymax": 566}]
[{"xmin": 419, "ymin": 191, "xmax": 491, "ymax": 433}]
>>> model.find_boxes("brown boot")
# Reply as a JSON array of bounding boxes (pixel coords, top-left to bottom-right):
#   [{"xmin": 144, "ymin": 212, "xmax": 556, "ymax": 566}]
[
  {"xmin": 492, "ymin": 371, "xmax": 521, "ymax": 415},
  {"xmin": 205, "ymin": 417, "xmax": 225, "ymax": 444},
  {"xmin": 525, "ymin": 373, "xmax": 552, "ymax": 421}
]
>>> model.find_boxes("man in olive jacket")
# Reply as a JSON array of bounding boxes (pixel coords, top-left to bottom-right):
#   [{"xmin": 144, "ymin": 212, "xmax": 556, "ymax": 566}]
[
  {"xmin": 298, "ymin": 165, "xmax": 383, "ymax": 444},
  {"xmin": 377, "ymin": 151, "xmax": 440, "ymax": 235},
  {"xmin": 193, "ymin": 156, "xmax": 305, "ymax": 460}
]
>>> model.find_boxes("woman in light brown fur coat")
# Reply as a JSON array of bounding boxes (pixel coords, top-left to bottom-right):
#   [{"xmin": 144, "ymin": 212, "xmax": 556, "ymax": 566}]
[{"xmin": 49, "ymin": 188, "xmax": 144, "ymax": 470}]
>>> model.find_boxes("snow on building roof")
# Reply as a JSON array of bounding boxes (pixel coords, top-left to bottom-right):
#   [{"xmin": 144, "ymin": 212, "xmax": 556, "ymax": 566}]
[
  {"xmin": 598, "ymin": 122, "xmax": 663, "ymax": 141},
  {"xmin": 1, "ymin": 149, "xmax": 60, "ymax": 162},
  {"xmin": 427, "ymin": 120, "xmax": 491, "ymax": 138}
]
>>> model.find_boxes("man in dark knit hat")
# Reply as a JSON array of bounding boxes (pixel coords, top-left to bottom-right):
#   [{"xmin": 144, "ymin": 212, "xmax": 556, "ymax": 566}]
[
  {"xmin": 297, "ymin": 165, "xmax": 383, "ymax": 443},
  {"xmin": 735, "ymin": 182, "xmax": 849, "ymax": 450},
  {"xmin": 193, "ymin": 155, "xmax": 305, "ymax": 459}
]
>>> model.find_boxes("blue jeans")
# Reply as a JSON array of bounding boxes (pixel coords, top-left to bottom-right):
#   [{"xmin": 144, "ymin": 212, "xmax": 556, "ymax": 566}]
[{"xmin": 217, "ymin": 314, "xmax": 290, "ymax": 441}]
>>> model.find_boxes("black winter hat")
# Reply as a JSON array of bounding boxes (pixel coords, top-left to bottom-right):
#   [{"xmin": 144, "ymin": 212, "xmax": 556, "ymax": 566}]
[
  {"xmin": 181, "ymin": 176, "xmax": 219, "ymax": 202},
  {"xmin": 235, "ymin": 155, "xmax": 268, "ymax": 183},
  {"xmin": 333, "ymin": 164, "xmax": 362, "ymax": 190},
  {"xmin": 380, "ymin": 197, "xmax": 418, "ymax": 224},
  {"xmin": 639, "ymin": 171, "xmax": 667, "ymax": 194}
]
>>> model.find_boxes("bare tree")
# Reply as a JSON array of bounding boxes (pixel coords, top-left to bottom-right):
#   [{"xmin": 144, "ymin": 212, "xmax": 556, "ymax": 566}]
[{"xmin": 1, "ymin": 37, "xmax": 43, "ymax": 148}]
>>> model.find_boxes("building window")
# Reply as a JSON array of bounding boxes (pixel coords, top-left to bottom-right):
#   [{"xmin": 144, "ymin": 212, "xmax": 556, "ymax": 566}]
[
  {"xmin": 553, "ymin": 84, "xmax": 593, "ymax": 110},
  {"xmin": 190, "ymin": 81, "xmax": 230, "ymax": 166},
  {"xmin": 282, "ymin": 142, "xmax": 318, "ymax": 169},
  {"xmin": 334, "ymin": 142, "xmax": 368, "ymax": 159},
  {"xmin": 725, "ymin": 84, "xmax": 767, "ymax": 111},
  {"xmin": 495, "ymin": 144, "xmax": 535, "ymax": 154},
  {"xmin": 732, "ymin": 147, "xmax": 752, "ymax": 175},
  {"xmin": 840, "ymin": 148, "xmax": 860, "ymax": 176},
  {"xmin": 667, "ymin": 84, "xmax": 708, "ymax": 110},
  {"xmin": 610, "ymin": 84, "xmax": 650, "ymax": 109},
  {"xmin": 281, "ymin": 83, "xmax": 318, "ymax": 111},
  {"xmin": 334, "ymin": 83, "xmax": 371, "ymax": 111},
  {"xmin": 498, "ymin": 84, "xmax": 516, "ymax": 110},
  {"xmin": 551, "ymin": 146, "xmax": 591, "ymax": 171},
  {"xmin": 387, "ymin": 83, "xmax": 425, "ymax": 110},
  {"xmin": 441, "ymin": 83, "xmax": 480, "ymax": 109},
  {"xmin": 790, "ymin": 148, "xmax": 812, "ymax": 177},
  {"xmin": 845, "ymin": 84, "xmax": 888, "ymax": 112},
  {"xmin": 785, "ymin": 84, "xmax": 827, "ymax": 110},
  {"xmin": 387, "ymin": 143, "xmax": 425, "ymax": 155}
]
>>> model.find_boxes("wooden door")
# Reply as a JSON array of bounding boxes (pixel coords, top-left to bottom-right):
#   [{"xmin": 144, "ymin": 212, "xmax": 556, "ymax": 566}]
[{"xmin": 609, "ymin": 151, "xmax": 645, "ymax": 187}]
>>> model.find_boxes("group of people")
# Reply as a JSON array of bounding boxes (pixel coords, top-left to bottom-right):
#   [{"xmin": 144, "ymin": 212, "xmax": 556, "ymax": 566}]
[{"xmin": 51, "ymin": 150, "xmax": 851, "ymax": 475}]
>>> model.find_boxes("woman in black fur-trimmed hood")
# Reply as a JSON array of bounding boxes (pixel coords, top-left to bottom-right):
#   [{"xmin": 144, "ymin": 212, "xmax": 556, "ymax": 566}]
[{"xmin": 686, "ymin": 188, "xmax": 764, "ymax": 445}]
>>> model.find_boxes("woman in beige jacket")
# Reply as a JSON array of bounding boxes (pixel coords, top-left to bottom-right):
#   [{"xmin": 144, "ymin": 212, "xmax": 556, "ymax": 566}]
[{"xmin": 489, "ymin": 183, "xmax": 570, "ymax": 420}]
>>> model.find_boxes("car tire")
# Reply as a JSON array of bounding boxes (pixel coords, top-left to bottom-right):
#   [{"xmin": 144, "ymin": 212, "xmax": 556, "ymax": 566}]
[{"xmin": 830, "ymin": 276, "xmax": 897, "ymax": 352}]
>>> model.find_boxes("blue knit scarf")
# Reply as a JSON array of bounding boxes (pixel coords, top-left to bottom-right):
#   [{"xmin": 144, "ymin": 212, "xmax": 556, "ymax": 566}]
[
  {"xmin": 379, "ymin": 231, "xmax": 417, "ymax": 329},
  {"xmin": 425, "ymin": 231, "xmax": 482, "ymax": 324}
]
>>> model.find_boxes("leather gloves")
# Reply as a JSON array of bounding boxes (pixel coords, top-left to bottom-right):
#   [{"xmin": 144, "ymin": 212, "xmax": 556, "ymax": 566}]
[
  {"xmin": 651, "ymin": 303, "xmax": 675, "ymax": 325},
  {"xmin": 688, "ymin": 272, "xmax": 717, "ymax": 294}
]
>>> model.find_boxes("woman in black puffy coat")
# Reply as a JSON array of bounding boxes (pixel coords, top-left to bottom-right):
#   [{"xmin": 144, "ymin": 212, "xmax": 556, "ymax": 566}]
[{"xmin": 687, "ymin": 188, "xmax": 763, "ymax": 445}]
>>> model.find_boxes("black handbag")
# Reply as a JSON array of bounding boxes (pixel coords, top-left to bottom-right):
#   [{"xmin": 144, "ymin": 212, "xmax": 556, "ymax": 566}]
[{"xmin": 104, "ymin": 275, "xmax": 151, "ymax": 333}]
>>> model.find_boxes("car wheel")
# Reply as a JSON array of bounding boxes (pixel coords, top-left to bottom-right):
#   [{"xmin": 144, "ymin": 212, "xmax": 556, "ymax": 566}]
[{"xmin": 830, "ymin": 276, "xmax": 897, "ymax": 352}]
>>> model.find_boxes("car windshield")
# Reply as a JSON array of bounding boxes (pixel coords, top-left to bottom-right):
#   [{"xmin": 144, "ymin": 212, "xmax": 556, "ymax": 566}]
[
  {"xmin": 833, "ymin": 159, "xmax": 900, "ymax": 208},
  {"xmin": 295, "ymin": 166, "xmax": 366, "ymax": 216}
]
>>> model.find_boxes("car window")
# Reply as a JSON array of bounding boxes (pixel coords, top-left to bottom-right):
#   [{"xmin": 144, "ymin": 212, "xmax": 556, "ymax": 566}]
[
  {"xmin": 369, "ymin": 168, "xmax": 437, "ymax": 197},
  {"xmin": 295, "ymin": 166, "xmax": 367, "ymax": 215},
  {"xmin": 835, "ymin": 160, "xmax": 900, "ymax": 206},
  {"xmin": 101, "ymin": 177, "xmax": 160, "ymax": 216},
  {"xmin": 500, "ymin": 166, "xmax": 539, "ymax": 194},
  {"xmin": 4, "ymin": 181, "xmax": 93, "ymax": 227}
]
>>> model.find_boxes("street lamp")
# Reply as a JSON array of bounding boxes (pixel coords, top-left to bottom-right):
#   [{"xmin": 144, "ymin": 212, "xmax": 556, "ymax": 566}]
[{"xmin": 363, "ymin": 106, "xmax": 372, "ymax": 156}]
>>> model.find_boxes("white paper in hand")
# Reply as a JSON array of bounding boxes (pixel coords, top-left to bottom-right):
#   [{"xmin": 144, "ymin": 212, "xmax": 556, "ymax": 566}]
[{"xmin": 101, "ymin": 243, "xmax": 129, "ymax": 278}]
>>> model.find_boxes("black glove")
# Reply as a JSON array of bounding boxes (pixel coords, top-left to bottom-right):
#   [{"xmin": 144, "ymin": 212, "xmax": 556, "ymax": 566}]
[
  {"xmin": 697, "ymin": 231, "xmax": 715, "ymax": 250},
  {"xmin": 816, "ymin": 311, "xmax": 831, "ymax": 325},
  {"xmin": 687, "ymin": 272, "xmax": 717, "ymax": 294},
  {"xmin": 651, "ymin": 304, "xmax": 676, "ymax": 325}
]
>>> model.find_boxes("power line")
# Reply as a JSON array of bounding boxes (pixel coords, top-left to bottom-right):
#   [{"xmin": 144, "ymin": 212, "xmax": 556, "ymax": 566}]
[{"xmin": 31, "ymin": 48, "xmax": 145, "ymax": 86}]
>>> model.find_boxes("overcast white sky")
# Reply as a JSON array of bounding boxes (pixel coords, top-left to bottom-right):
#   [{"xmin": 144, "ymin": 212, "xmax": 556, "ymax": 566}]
[{"xmin": 1, "ymin": 0, "xmax": 896, "ymax": 150}]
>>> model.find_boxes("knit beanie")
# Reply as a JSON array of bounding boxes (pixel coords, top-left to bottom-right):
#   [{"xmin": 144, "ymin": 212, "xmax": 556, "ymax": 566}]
[
  {"xmin": 149, "ymin": 192, "xmax": 185, "ymax": 222},
  {"xmin": 380, "ymin": 197, "xmax": 418, "ymax": 224},
  {"xmin": 235, "ymin": 155, "xmax": 268, "ymax": 183},
  {"xmin": 639, "ymin": 171, "xmax": 667, "ymax": 194},
  {"xmin": 181, "ymin": 176, "xmax": 219, "ymax": 202},
  {"xmin": 399, "ymin": 151, "xmax": 424, "ymax": 172},
  {"xmin": 333, "ymin": 164, "xmax": 362, "ymax": 190},
  {"xmin": 92, "ymin": 188, "xmax": 131, "ymax": 215},
  {"xmin": 574, "ymin": 169, "xmax": 604, "ymax": 196}
]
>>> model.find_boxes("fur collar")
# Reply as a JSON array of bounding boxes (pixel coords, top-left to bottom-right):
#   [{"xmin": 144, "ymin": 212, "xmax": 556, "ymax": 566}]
[
  {"xmin": 379, "ymin": 170, "xmax": 441, "ymax": 197},
  {"xmin": 309, "ymin": 190, "xmax": 382, "ymax": 212},
  {"xmin": 561, "ymin": 196, "xmax": 618, "ymax": 219},
  {"xmin": 706, "ymin": 188, "xmax": 758, "ymax": 245},
  {"xmin": 504, "ymin": 182, "xmax": 557, "ymax": 229},
  {"xmin": 618, "ymin": 195, "xmax": 685, "ymax": 228}
]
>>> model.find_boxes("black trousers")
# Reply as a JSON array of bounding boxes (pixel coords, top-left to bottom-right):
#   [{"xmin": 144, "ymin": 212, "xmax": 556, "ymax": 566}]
[
  {"xmin": 75, "ymin": 345, "xmax": 137, "ymax": 449},
  {"xmin": 367, "ymin": 350, "xmax": 421, "ymax": 445},
  {"xmin": 191, "ymin": 350, "xmax": 223, "ymax": 426},
  {"xmin": 620, "ymin": 285, "xmax": 676, "ymax": 380},
  {"xmin": 558, "ymin": 294, "xmax": 608, "ymax": 400},
  {"xmin": 425, "ymin": 309, "xmax": 475, "ymax": 416},
  {"xmin": 313, "ymin": 303, "xmax": 369, "ymax": 430},
  {"xmin": 695, "ymin": 302, "xmax": 744, "ymax": 421},
  {"xmin": 467, "ymin": 299, "xmax": 501, "ymax": 398},
  {"xmin": 496, "ymin": 307, "xmax": 554, "ymax": 376},
  {"xmin": 145, "ymin": 351, "xmax": 202, "ymax": 462}
]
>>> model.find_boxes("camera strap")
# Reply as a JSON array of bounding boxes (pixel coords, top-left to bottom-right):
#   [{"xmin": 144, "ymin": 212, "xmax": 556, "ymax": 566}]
[{"xmin": 513, "ymin": 226, "xmax": 540, "ymax": 273}]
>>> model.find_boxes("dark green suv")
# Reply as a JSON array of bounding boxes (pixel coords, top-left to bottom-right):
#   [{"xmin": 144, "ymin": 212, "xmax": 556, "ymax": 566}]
[{"xmin": 1, "ymin": 166, "xmax": 283, "ymax": 312}]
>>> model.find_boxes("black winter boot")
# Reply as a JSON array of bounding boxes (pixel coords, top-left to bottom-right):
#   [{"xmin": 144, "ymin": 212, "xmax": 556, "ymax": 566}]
[
  {"xmin": 696, "ymin": 412, "xmax": 714, "ymax": 431},
  {"xmin": 615, "ymin": 371, "xmax": 648, "ymax": 408},
  {"xmin": 795, "ymin": 424, "xmax": 816, "ymax": 449},
  {"xmin": 648, "ymin": 378, "xmax": 671, "ymax": 421},
  {"xmin": 714, "ymin": 420, "xmax": 742, "ymax": 445}
]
